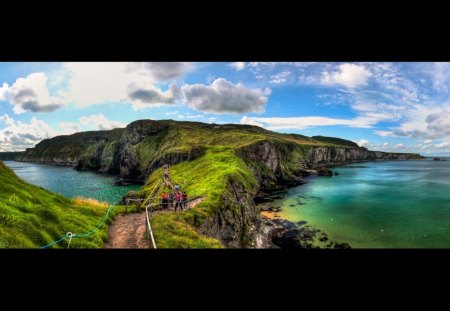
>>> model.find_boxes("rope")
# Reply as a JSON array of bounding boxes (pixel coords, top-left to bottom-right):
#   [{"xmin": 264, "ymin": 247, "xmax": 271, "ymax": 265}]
[{"xmin": 39, "ymin": 204, "xmax": 115, "ymax": 249}]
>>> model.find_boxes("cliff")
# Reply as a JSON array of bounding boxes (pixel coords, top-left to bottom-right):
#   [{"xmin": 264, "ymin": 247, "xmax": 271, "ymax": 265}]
[{"xmin": 17, "ymin": 119, "xmax": 424, "ymax": 248}]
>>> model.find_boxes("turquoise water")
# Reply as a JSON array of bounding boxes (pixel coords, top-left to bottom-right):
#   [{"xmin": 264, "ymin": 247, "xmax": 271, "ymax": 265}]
[
  {"xmin": 275, "ymin": 158, "xmax": 450, "ymax": 248},
  {"xmin": 4, "ymin": 161, "xmax": 140, "ymax": 204}
]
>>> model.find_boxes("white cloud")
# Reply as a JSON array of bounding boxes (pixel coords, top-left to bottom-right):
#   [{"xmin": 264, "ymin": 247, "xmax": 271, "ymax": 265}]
[
  {"xmin": 79, "ymin": 113, "xmax": 126, "ymax": 131},
  {"xmin": 424, "ymin": 139, "xmax": 433, "ymax": 144},
  {"xmin": 186, "ymin": 114, "xmax": 204, "ymax": 119},
  {"xmin": 435, "ymin": 142, "xmax": 450, "ymax": 148},
  {"xmin": 395, "ymin": 143, "xmax": 405, "ymax": 149},
  {"xmin": 358, "ymin": 139, "xmax": 370, "ymax": 147},
  {"xmin": 229, "ymin": 62, "xmax": 246, "ymax": 71},
  {"xmin": 269, "ymin": 71, "xmax": 291, "ymax": 84},
  {"xmin": 127, "ymin": 83, "xmax": 182, "ymax": 110},
  {"xmin": 240, "ymin": 115, "xmax": 377, "ymax": 130},
  {"xmin": 59, "ymin": 62, "xmax": 191, "ymax": 108},
  {"xmin": 129, "ymin": 62, "xmax": 192, "ymax": 82},
  {"xmin": 182, "ymin": 78, "xmax": 270, "ymax": 114},
  {"xmin": 165, "ymin": 110, "xmax": 179, "ymax": 115},
  {"xmin": 1, "ymin": 73, "xmax": 65, "ymax": 114},
  {"xmin": 0, "ymin": 115, "xmax": 55, "ymax": 151},
  {"xmin": 375, "ymin": 130, "xmax": 395, "ymax": 137},
  {"xmin": 383, "ymin": 142, "xmax": 389, "ymax": 147},
  {"xmin": 0, "ymin": 83, "xmax": 8, "ymax": 100},
  {"xmin": 431, "ymin": 62, "xmax": 450, "ymax": 92},
  {"xmin": 59, "ymin": 122, "xmax": 81, "ymax": 135},
  {"xmin": 321, "ymin": 63, "xmax": 372, "ymax": 88}
]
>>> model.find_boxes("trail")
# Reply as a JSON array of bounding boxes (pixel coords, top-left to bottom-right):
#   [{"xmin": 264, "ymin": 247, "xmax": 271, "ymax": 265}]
[
  {"xmin": 105, "ymin": 212, "xmax": 148, "ymax": 249},
  {"xmin": 106, "ymin": 164, "xmax": 205, "ymax": 248}
]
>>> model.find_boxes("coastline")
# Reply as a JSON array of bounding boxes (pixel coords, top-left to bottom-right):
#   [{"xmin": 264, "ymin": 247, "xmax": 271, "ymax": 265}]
[{"xmin": 258, "ymin": 158, "xmax": 427, "ymax": 249}]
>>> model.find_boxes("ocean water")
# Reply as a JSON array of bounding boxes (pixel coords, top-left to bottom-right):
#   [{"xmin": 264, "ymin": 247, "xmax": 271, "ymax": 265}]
[
  {"xmin": 274, "ymin": 158, "xmax": 450, "ymax": 248},
  {"xmin": 4, "ymin": 161, "xmax": 140, "ymax": 204}
]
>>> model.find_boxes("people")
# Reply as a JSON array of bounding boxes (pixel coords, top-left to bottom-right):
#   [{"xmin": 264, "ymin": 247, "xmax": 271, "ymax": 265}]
[
  {"xmin": 182, "ymin": 191, "xmax": 188, "ymax": 210},
  {"xmin": 174, "ymin": 191, "xmax": 182, "ymax": 212},
  {"xmin": 161, "ymin": 191, "xmax": 168, "ymax": 209},
  {"xmin": 175, "ymin": 184, "xmax": 180, "ymax": 191},
  {"xmin": 168, "ymin": 191, "xmax": 175, "ymax": 210}
]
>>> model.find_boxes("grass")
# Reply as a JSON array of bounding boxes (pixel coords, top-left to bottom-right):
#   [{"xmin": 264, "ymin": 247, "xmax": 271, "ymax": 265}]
[
  {"xmin": 0, "ymin": 160, "xmax": 116, "ymax": 248},
  {"xmin": 136, "ymin": 146, "xmax": 258, "ymax": 248},
  {"xmin": 152, "ymin": 213, "xmax": 223, "ymax": 248}
]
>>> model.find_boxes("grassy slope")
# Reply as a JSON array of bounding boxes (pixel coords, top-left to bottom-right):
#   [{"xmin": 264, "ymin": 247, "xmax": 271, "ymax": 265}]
[
  {"xmin": 0, "ymin": 160, "xmax": 123, "ymax": 248},
  {"xmin": 135, "ymin": 122, "xmax": 356, "ymax": 248}
]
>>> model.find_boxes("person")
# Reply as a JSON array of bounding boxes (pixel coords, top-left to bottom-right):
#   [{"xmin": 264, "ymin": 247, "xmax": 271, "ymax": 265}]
[
  {"xmin": 161, "ymin": 191, "xmax": 168, "ymax": 209},
  {"xmin": 174, "ymin": 191, "xmax": 182, "ymax": 212},
  {"xmin": 175, "ymin": 184, "xmax": 180, "ymax": 191},
  {"xmin": 182, "ymin": 191, "xmax": 188, "ymax": 210},
  {"xmin": 168, "ymin": 191, "xmax": 175, "ymax": 210}
]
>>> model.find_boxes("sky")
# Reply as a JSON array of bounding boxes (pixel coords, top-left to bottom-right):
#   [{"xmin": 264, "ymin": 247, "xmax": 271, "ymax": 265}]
[{"xmin": 1, "ymin": 62, "xmax": 450, "ymax": 156}]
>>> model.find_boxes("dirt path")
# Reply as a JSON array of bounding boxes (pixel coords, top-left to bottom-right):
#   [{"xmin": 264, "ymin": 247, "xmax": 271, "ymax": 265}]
[
  {"xmin": 105, "ymin": 212, "xmax": 148, "ymax": 249},
  {"xmin": 105, "ymin": 197, "xmax": 205, "ymax": 249}
]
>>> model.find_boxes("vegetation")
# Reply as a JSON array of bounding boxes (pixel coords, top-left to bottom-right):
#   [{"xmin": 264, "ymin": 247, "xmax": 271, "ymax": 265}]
[
  {"xmin": 0, "ymin": 152, "xmax": 25, "ymax": 161},
  {"xmin": 0, "ymin": 160, "xmax": 117, "ymax": 248}
]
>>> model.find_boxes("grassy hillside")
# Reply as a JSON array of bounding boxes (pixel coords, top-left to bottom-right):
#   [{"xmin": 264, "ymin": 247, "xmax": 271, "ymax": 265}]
[{"xmin": 0, "ymin": 160, "xmax": 116, "ymax": 248}]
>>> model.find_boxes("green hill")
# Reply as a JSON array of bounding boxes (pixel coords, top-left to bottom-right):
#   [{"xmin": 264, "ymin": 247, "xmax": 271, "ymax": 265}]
[
  {"xmin": 15, "ymin": 119, "xmax": 424, "ymax": 248},
  {"xmin": 0, "ymin": 160, "xmax": 113, "ymax": 248}
]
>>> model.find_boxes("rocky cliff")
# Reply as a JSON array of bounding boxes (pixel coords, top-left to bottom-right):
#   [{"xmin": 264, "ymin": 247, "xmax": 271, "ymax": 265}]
[{"xmin": 17, "ymin": 119, "xmax": 424, "ymax": 248}]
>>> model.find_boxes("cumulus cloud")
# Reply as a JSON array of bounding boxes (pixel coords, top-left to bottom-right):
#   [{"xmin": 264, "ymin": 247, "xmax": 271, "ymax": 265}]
[
  {"xmin": 131, "ymin": 62, "xmax": 192, "ymax": 82},
  {"xmin": 0, "ymin": 115, "xmax": 55, "ymax": 151},
  {"xmin": 79, "ymin": 113, "xmax": 126, "ymax": 130},
  {"xmin": 240, "ymin": 115, "xmax": 377, "ymax": 130},
  {"xmin": 358, "ymin": 139, "xmax": 370, "ymax": 147},
  {"xmin": 229, "ymin": 62, "xmax": 246, "ymax": 71},
  {"xmin": 424, "ymin": 139, "xmax": 433, "ymax": 144},
  {"xmin": 127, "ymin": 83, "xmax": 182, "ymax": 109},
  {"xmin": 425, "ymin": 110, "xmax": 450, "ymax": 138},
  {"xmin": 60, "ymin": 62, "xmax": 191, "ymax": 108},
  {"xmin": 59, "ymin": 122, "xmax": 81, "ymax": 135},
  {"xmin": 182, "ymin": 78, "xmax": 270, "ymax": 114},
  {"xmin": 321, "ymin": 63, "xmax": 372, "ymax": 88},
  {"xmin": 1, "ymin": 73, "xmax": 65, "ymax": 114}
]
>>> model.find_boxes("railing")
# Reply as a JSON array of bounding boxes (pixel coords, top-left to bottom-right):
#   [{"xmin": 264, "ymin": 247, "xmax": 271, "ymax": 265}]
[{"xmin": 145, "ymin": 200, "xmax": 157, "ymax": 249}]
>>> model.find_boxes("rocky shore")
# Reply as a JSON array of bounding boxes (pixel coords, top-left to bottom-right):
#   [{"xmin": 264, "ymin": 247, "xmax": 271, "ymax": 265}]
[{"xmin": 255, "ymin": 166, "xmax": 352, "ymax": 249}]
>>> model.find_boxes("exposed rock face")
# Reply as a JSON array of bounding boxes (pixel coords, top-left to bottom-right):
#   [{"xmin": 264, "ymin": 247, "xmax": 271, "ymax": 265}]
[
  {"xmin": 20, "ymin": 120, "xmax": 204, "ymax": 183},
  {"xmin": 16, "ymin": 120, "xmax": 424, "ymax": 248},
  {"xmin": 308, "ymin": 147, "xmax": 423, "ymax": 164},
  {"xmin": 199, "ymin": 179, "xmax": 259, "ymax": 248}
]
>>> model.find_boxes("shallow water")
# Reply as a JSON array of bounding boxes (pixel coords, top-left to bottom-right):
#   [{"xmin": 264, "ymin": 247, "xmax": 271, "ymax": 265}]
[
  {"xmin": 4, "ymin": 161, "xmax": 140, "ymax": 204},
  {"xmin": 274, "ymin": 158, "xmax": 450, "ymax": 248}
]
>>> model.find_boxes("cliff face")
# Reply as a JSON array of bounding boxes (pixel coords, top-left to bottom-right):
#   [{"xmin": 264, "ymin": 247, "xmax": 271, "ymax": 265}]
[{"xmin": 17, "ymin": 119, "xmax": 424, "ymax": 248}]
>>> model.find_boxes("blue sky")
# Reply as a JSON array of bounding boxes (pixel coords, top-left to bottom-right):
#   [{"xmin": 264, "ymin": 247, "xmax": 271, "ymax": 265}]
[{"xmin": 2, "ymin": 62, "xmax": 450, "ymax": 156}]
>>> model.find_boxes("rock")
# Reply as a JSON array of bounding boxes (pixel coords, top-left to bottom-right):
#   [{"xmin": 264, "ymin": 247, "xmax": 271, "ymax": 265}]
[
  {"xmin": 297, "ymin": 220, "xmax": 308, "ymax": 226},
  {"xmin": 316, "ymin": 166, "xmax": 333, "ymax": 176},
  {"xmin": 334, "ymin": 171, "xmax": 340, "ymax": 176},
  {"xmin": 319, "ymin": 236, "xmax": 328, "ymax": 242},
  {"xmin": 433, "ymin": 157, "xmax": 441, "ymax": 161},
  {"xmin": 334, "ymin": 242, "xmax": 351, "ymax": 249}
]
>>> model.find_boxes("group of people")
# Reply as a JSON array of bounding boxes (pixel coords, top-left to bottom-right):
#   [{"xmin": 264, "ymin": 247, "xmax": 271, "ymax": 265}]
[
  {"xmin": 160, "ymin": 164, "xmax": 189, "ymax": 211},
  {"xmin": 160, "ymin": 187, "xmax": 188, "ymax": 211}
]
